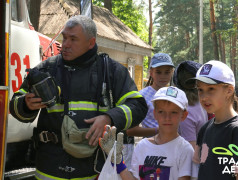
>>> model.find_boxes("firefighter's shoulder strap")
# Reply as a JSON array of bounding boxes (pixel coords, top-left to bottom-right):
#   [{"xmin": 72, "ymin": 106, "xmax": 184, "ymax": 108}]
[{"xmin": 97, "ymin": 53, "xmax": 115, "ymax": 111}]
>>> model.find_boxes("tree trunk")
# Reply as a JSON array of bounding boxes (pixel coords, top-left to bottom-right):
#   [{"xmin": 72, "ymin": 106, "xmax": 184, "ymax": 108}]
[
  {"xmin": 217, "ymin": 0, "xmax": 226, "ymax": 64},
  {"xmin": 231, "ymin": 4, "xmax": 238, "ymax": 78},
  {"xmin": 104, "ymin": 0, "xmax": 112, "ymax": 12},
  {"xmin": 229, "ymin": 36, "xmax": 232, "ymax": 72},
  {"xmin": 148, "ymin": 0, "xmax": 153, "ymax": 46},
  {"xmin": 196, "ymin": 24, "xmax": 199, "ymax": 58},
  {"xmin": 222, "ymin": 38, "xmax": 226, "ymax": 63},
  {"xmin": 186, "ymin": 31, "xmax": 190, "ymax": 48},
  {"xmin": 209, "ymin": 0, "xmax": 219, "ymax": 60},
  {"xmin": 231, "ymin": 33, "xmax": 237, "ymax": 76},
  {"xmin": 218, "ymin": 34, "xmax": 225, "ymax": 63},
  {"xmin": 147, "ymin": 0, "xmax": 153, "ymax": 74},
  {"xmin": 29, "ymin": 0, "xmax": 41, "ymax": 31}
]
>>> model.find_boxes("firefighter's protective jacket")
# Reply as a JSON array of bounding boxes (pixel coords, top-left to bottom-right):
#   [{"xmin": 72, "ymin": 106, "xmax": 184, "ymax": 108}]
[{"xmin": 9, "ymin": 45, "xmax": 148, "ymax": 180}]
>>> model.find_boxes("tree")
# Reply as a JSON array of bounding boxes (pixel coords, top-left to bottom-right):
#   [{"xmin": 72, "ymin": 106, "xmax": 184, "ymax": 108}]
[
  {"xmin": 153, "ymin": 0, "xmax": 202, "ymax": 65},
  {"xmin": 153, "ymin": 0, "xmax": 237, "ymax": 79},
  {"xmin": 104, "ymin": 0, "xmax": 112, "ymax": 12},
  {"xmin": 214, "ymin": 0, "xmax": 237, "ymax": 77},
  {"xmin": 93, "ymin": 0, "xmax": 149, "ymax": 43},
  {"xmin": 209, "ymin": 0, "xmax": 219, "ymax": 60},
  {"xmin": 216, "ymin": 1, "xmax": 226, "ymax": 63},
  {"xmin": 148, "ymin": 0, "xmax": 153, "ymax": 46},
  {"xmin": 230, "ymin": 2, "xmax": 237, "ymax": 75},
  {"xmin": 27, "ymin": 0, "xmax": 42, "ymax": 31}
]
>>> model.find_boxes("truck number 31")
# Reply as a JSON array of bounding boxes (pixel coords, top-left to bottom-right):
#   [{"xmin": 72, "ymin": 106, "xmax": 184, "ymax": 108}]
[{"xmin": 11, "ymin": 53, "xmax": 30, "ymax": 92}]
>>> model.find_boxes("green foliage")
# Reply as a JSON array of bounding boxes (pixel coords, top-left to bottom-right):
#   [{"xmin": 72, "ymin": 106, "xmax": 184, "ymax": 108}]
[
  {"xmin": 93, "ymin": 0, "xmax": 149, "ymax": 43},
  {"xmin": 154, "ymin": 0, "xmax": 204, "ymax": 65},
  {"xmin": 92, "ymin": 0, "xmax": 103, "ymax": 6},
  {"xmin": 153, "ymin": 0, "xmax": 238, "ymax": 67}
]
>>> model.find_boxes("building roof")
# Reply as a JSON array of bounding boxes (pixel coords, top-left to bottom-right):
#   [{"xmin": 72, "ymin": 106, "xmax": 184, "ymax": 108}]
[{"xmin": 39, "ymin": 0, "xmax": 152, "ymax": 50}]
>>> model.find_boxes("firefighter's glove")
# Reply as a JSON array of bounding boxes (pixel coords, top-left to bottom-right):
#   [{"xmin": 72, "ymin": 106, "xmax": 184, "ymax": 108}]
[{"xmin": 99, "ymin": 125, "xmax": 124, "ymax": 164}]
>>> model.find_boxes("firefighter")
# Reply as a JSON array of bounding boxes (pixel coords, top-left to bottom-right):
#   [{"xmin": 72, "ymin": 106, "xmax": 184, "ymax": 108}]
[{"xmin": 9, "ymin": 15, "xmax": 148, "ymax": 180}]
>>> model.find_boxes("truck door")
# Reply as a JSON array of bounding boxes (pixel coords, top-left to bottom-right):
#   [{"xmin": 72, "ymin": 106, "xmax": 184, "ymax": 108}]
[
  {"xmin": 4, "ymin": 0, "xmax": 60, "ymax": 176},
  {"xmin": 7, "ymin": 0, "xmax": 41, "ymax": 144},
  {"xmin": 0, "ymin": 0, "xmax": 10, "ymax": 179}
]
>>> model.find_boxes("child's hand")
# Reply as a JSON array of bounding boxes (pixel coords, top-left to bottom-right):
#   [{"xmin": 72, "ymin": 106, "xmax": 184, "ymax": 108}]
[{"xmin": 99, "ymin": 125, "xmax": 124, "ymax": 164}]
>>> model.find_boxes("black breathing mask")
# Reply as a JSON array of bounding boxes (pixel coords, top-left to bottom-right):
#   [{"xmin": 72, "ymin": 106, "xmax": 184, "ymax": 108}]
[{"xmin": 26, "ymin": 68, "xmax": 60, "ymax": 108}]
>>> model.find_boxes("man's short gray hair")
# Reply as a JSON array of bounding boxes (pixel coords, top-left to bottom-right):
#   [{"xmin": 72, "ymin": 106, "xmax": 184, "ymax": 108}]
[{"xmin": 65, "ymin": 15, "xmax": 97, "ymax": 39}]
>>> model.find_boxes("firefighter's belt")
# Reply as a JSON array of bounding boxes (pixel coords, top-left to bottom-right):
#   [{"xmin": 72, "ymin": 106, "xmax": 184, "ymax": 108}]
[
  {"xmin": 39, "ymin": 131, "xmax": 58, "ymax": 144},
  {"xmin": 61, "ymin": 115, "xmax": 98, "ymax": 159}
]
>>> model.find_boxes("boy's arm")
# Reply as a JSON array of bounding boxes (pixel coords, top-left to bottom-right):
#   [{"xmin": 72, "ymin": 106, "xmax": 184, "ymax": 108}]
[
  {"xmin": 193, "ymin": 122, "xmax": 205, "ymax": 164},
  {"xmin": 178, "ymin": 176, "xmax": 190, "ymax": 180},
  {"xmin": 126, "ymin": 125, "xmax": 159, "ymax": 137},
  {"xmin": 120, "ymin": 169, "xmax": 138, "ymax": 180},
  {"xmin": 189, "ymin": 141, "xmax": 196, "ymax": 149},
  {"xmin": 193, "ymin": 145, "xmax": 200, "ymax": 164}
]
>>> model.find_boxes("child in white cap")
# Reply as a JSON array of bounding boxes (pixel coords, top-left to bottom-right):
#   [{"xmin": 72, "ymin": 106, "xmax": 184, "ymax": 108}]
[
  {"xmin": 189, "ymin": 60, "xmax": 238, "ymax": 180},
  {"xmin": 100, "ymin": 86, "xmax": 196, "ymax": 180},
  {"xmin": 124, "ymin": 53, "xmax": 174, "ymax": 170},
  {"xmin": 129, "ymin": 86, "xmax": 195, "ymax": 180}
]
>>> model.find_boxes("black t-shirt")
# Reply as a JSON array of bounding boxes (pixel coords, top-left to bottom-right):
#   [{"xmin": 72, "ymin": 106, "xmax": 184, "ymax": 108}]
[{"xmin": 197, "ymin": 116, "xmax": 238, "ymax": 180}]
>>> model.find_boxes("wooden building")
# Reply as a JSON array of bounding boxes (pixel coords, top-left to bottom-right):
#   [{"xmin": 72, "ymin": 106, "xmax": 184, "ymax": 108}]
[{"xmin": 38, "ymin": 0, "xmax": 152, "ymax": 90}]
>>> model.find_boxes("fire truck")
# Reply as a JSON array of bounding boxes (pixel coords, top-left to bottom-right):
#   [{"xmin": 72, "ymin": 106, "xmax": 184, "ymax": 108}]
[{"xmin": 0, "ymin": 0, "xmax": 61, "ymax": 179}]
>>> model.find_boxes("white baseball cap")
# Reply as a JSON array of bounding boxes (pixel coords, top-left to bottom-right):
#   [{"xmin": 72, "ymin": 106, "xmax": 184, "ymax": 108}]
[
  {"xmin": 188, "ymin": 60, "xmax": 235, "ymax": 86},
  {"xmin": 151, "ymin": 86, "xmax": 188, "ymax": 110}
]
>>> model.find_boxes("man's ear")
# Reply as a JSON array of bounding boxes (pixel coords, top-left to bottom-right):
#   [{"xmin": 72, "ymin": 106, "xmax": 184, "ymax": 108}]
[
  {"xmin": 181, "ymin": 110, "xmax": 188, "ymax": 121},
  {"xmin": 89, "ymin": 37, "xmax": 96, "ymax": 49}
]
